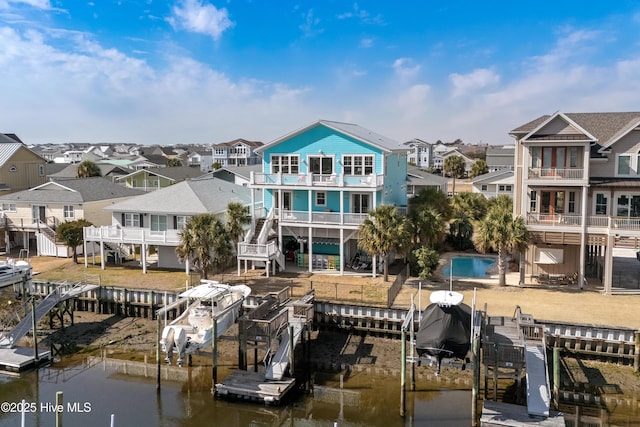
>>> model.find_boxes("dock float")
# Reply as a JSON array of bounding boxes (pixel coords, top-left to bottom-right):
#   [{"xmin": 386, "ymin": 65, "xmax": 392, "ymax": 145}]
[
  {"xmin": 215, "ymin": 370, "xmax": 296, "ymax": 404},
  {"xmin": 0, "ymin": 347, "xmax": 50, "ymax": 373}
]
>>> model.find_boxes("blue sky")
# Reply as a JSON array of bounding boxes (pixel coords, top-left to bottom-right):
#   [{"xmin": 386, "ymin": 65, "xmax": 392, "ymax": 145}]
[{"xmin": 1, "ymin": 1, "xmax": 640, "ymax": 146}]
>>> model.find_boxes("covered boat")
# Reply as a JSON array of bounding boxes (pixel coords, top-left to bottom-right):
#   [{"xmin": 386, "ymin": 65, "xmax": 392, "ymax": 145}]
[
  {"xmin": 160, "ymin": 280, "xmax": 251, "ymax": 366},
  {"xmin": 416, "ymin": 290, "xmax": 471, "ymax": 375}
]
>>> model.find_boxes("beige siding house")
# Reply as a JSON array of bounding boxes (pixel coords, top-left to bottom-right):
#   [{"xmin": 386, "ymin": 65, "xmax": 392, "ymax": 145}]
[
  {"xmin": 0, "ymin": 177, "xmax": 144, "ymax": 257},
  {"xmin": 511, "ymin": 111, "xmax": 640, "ymax": 294},
  {"xmin": 0, "ymin": 134, "xmax": 47, "ymax": 193}
]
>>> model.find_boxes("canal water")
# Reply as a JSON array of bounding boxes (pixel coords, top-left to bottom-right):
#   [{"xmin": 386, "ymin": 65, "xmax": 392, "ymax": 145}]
[{"xmin": 0, "ymin": 358, "xmax": 471, "ymax": 427}]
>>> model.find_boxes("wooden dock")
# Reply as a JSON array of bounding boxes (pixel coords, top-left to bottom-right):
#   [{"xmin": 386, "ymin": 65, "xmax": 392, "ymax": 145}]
[
  {"xmin": 0, "ymin": 347, "xmax": 51, "ymax": 373},
  {"xmin": 215, "ymin": 370, "xmax": 296, "ymax": 403}
]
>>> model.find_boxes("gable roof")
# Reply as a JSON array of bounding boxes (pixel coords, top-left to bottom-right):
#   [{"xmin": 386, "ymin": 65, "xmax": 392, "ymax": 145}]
[
  {"xmin": 256, "ymin": 120, "xmax": 406, "ymax": 154},
  {"xmin": 406, "ymin": 166, "xmax": 449, "ymax": 186},
  {"xmin": 471, "ymin": 169, "xmax": 514, "ymax": 184},
  {"xmin": 215, "ymin": 138, "xmax": 263, "ymax": 148},
  {"xmin": 0, "ymin": 177, "xmax": 145, "ymax": 204},
  {"xmin": 48, "ymin": 163, "xmax": 132, "ymax": 179},
  {"xmin": 0, "ymin": 133, "xmax": 22, "ymax": 143},
  {"xmin": 106, "ymin": 175, "xmax": 256, "ymax": 215},
  {"xmin": 510, "ymin": 112, "xmax": 640, "ymax": 148},
  {"xmin": 212, "ymin": 164, "xmax": 261, "ymax": 180},
  {"xmin": 116, "ymin": 166, "xmax": 206, "ymax": 182}
]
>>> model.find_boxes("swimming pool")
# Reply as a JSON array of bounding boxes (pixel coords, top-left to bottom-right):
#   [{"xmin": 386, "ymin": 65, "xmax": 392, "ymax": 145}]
[{"xmin": 443, "ymin": 256, "xmax": 496, "ymax": 278}]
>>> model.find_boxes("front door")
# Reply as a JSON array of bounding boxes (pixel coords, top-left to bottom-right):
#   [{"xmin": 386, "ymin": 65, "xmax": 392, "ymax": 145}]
[
  {"xmin": 274, "ymin": 191, "xmax": 292, "ymax": 212},
  {"xmin": 32, "ymin": 205, "xmax": 46, "ymax": 224},
  {"xmin": 352, "ymin": 193, "xmax": 370, "ymax": 213},
  {"xmin": 540, "ymin": 191, "xmax": 564, "ymax": 215}
]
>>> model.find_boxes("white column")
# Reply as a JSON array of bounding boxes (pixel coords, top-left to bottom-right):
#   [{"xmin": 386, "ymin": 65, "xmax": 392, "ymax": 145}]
[
  {"xmin": 308, "ymin": 227, "xmax": 313, "ymax": 274},
  {"xmin": 603, "ymin": 233, "xmax": 614, "ymax": 294},
  {"xmin": 339, "ymin": 228, "xmax": 344, "ymax": 276},
  {"xmin": 100, "ymin": 241, "xmax": 105, "ymax": 270},
  {"xmin": 142, "ymin": 243, "xmax": 147, "ymax": 274},
  {"xmin": 579, "ymin": 185, "xmax": 588, "ymax": 289}
]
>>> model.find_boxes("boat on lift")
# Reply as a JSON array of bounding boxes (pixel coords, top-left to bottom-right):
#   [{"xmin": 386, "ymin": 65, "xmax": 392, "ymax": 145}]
[
  {"xmin": 415, "ymin": 290, "xmax": 471, "ymax": 375},
  {"xmin": 160, "ymin": 280, "xmax": 251, "ymax": 366}
]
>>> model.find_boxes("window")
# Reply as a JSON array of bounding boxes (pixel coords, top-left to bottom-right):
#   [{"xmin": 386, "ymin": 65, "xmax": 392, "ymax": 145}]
[
  {"xmin": 150, "ymin": 215, "xmax": 167, "ymax": 232},
  {"xmin": 176, "ymin": 216, "xmax": 188, "ymax": 229},
  {"xmin": 8, "ymin": 165, "xmax": 16, "ymax": 173},
  {"xmin": 616, "ymin": 194, "xmax": 640, "ymax": 218},
  {"xmin": 316, "ymin": 192, "xmax": 326, "ymax": 206},
  {"xmin": 214, "ymin": 148, "xmax": 225, "ymax": 155},
  {"xmin": 343, "ymin": 155, "xmax": 374, "ymax": 175},
  {"xmin": 39, "ymin": 165, "xmax": 45, "ymax": 176},
  {"xmin": 271, "ymin": 155, "xmax": 299, "ymax": 174},
  {"xmin": 1, "ymin": 203, "xmax": 15, "ymax": 212},
  {"xmin": 481, "ymin": 184, "xmax": 488, "ymax": 191},
  {"xmin": 124, "ymin": 213, "xmax": 140, "ymax": 227},
  {"xmin": 498, "ymin": 185, "xmax": 512, "ymax": 192},
  {"xmin": 568, "ymin": 191, "xmax": 576, "ymax": 214},
  {"xmin": 530, "ymin": 190, "xmax": 537, "ymax": 212},
  {"xmin": 595, "ymin": 193, "xmax": 607, "ymax": 215},
  {"xmin": 617, "ymin": 155, "xmax": 631, "ymax": 175},
  {"xmin": 63, "ymin": 205, "xmax": 74, "ymax": 219}
]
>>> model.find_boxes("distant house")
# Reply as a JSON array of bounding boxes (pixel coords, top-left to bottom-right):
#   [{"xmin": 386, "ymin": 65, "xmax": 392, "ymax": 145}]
[
  {"xmin": 210, "ymin": 164, "xmax": 261, "ymax": 186},
  {"xmin": 83, "ymin": 175, "xmax": 259, "ymax": 272},
  {"xmin": 114, "ymin": 166, "xmax": 205, "ymax": 191},
  {"xmin": 48, "ymin": 163, "xmax": 132, "ymax": 180},
  {"xmin": 470, "ymin": 170, "xmax": 514, "ymax": 199},
  {"xmin": 404, "ymin": 139, "xmax": 433, "ymax": 168},
  {"xmin": 212, "ymin": 138, "xmax": 263, "ymax": 167},
  {"xmin": 486, "ymin": 145, "xmax": 515, "ymax": 172},
  {"xmin": 406, "ymin": 166, "xmax": 449, "ymax": 197},
  {"xmin": 0, "ymin": 177, "xmax": 144, "ymax": 257},
  {"xmin": 187, "ymin": 149, "xmax": 214, "ymax": 171},
  {"xmin": 0, "ymin": 133, "xmax": 48, "ymax": 193}
]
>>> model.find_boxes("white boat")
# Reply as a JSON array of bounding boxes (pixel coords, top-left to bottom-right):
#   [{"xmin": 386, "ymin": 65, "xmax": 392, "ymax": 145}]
[
  {"xmin": 0, "ymin": 259, "xmax": 32, "ymax": 289},
  {"xmin": 160, "ymin": 280, "xmax": 251, "ymax": 366}
]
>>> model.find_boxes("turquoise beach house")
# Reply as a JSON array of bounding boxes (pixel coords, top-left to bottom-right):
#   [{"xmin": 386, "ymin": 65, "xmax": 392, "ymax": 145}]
[{"xmin": 238, "ymin": 120, "xmax": 408, "ymax": 276}]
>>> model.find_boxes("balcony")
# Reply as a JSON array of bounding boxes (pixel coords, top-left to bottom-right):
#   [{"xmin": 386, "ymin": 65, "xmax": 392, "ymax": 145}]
[
  {"xmin": 280, "ymin": 209, "xmax": 368, "ymax": 226},
  {"xmin": 527, "ymin": 168, "xmax": 584, "ymax": 180},
  {"xmin": 83, "ymin": 226, "xmax": 181, "ymax": 245},
  {"xmin": 250, "ymin": 172, "xmax": 383, "ymax": 188},
  {"xmin": 525, "ymin": 214, "xmax": 640, "ymax": 236}
]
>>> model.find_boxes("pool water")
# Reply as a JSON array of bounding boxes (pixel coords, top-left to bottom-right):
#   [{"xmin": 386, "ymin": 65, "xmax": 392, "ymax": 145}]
[{"xmin": 443, "ymin": 256, "xmax": 496, "ymax": 278}]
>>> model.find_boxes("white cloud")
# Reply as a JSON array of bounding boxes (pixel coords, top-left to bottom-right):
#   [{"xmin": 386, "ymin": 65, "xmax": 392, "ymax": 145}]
[
  {"xmin": 449, "ymin": 68, "xmax": 500, "ymax": 97},
  {"xmin": 167, "ymin": 0, "xmax": 234, "ymax": 40},
  {"xmin": 392, "ymin": 57, "xmax": 420, "ymax": 80},
  {"xmin": 359, "ymin": 37, "xmax": 373, "ymax": 48},
  {"xmin": 337, "ymin": 3, "xmax": 384, "ymax": 25},
  {"xmin": 0, "ymin": 0, "xmax": 52, "ymax": 9},
  {"xmin": 299, "ymin": 8, "xmax": 323, "ymax": 37}
]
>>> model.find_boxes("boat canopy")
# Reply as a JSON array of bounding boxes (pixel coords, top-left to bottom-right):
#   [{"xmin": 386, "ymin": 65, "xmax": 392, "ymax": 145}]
[{"xmin": 179, "ymin": 281, "xmax": 231, "ymax": 299}]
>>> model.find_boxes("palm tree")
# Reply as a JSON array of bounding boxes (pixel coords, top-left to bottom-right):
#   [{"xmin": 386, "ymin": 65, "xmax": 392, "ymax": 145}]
[
  {"xmin": 473, "ymin": 195, "xmax": 529, "ymax": 287},
  {"xmin": 450, "ymin": 192, "xmax": 488, "ymax": 222},
  {"xmin": 413, "ymin": 207, "xmax": 445, "ymax": 248},
  {"xmin": 357, "ymin": 205, "xmax": 411, "ymax": 281},
  {"xmin": 444, "ymin": 155, "xmax": 466, "ymax": 195},
  {"xmin": 76, "ymin": 160, "xmax": 101, "ymax": 178},
  {"xmin": 449, "ymin": 210, "xmax": 474, "ymax": 250},
  {"xmin": 176, "ymin": 214, "xmax": 230, "ymax": 279},
  {"xmin": 409, "ymin": 187, "xmax": 451, "ymax": 219},
  {"xmin": 226, "ymin": 202, "xmax": 251, "ymax": 252},
  {"xmin": 469, "ymin": 159, "xmax": 489, "ymax": 179}
]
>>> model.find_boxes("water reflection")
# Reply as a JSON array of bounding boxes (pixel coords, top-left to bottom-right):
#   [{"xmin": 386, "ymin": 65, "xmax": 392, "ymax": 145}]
[{"xmin": 0, "ymin": 359, "xmax": 636, "ymax": 426}]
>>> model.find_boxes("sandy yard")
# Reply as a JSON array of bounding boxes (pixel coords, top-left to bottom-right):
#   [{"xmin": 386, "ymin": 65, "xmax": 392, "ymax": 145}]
[{"xmin": 3, "ymin": 254, "xmax": 640, "ymax": 396}]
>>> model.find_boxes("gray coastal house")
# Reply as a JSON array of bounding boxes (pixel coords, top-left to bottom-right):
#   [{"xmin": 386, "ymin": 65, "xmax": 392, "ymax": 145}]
[{"xmin": 83, "ymin": 174, "xmax": 260, "ymax": 273}]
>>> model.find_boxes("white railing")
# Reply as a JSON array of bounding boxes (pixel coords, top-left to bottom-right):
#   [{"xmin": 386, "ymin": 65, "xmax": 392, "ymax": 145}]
[
  {"xmin": 527, "ymin": 214, "xmax": 640, "ymax": 234},
  {"xmin": 280, "ymin": 210, "xmax": 368, "ymax": 225},
  {"xmin": 83, "ymin": 226, "xmax": 182, "ymax": 244},
  {"xmin": 527, "ymin": 168, "xmax": 584, "ymax": 180},
  {"xmin": 526, "ymin": 213, "xmax": 582, "ymax": 226},
  {"xmin": 238, "ymin": 241, "xmax": 278, "ymax": 258},
  {"xmin": 251, "ymin": 172, "xmax": 383, "ymax": 188}
]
